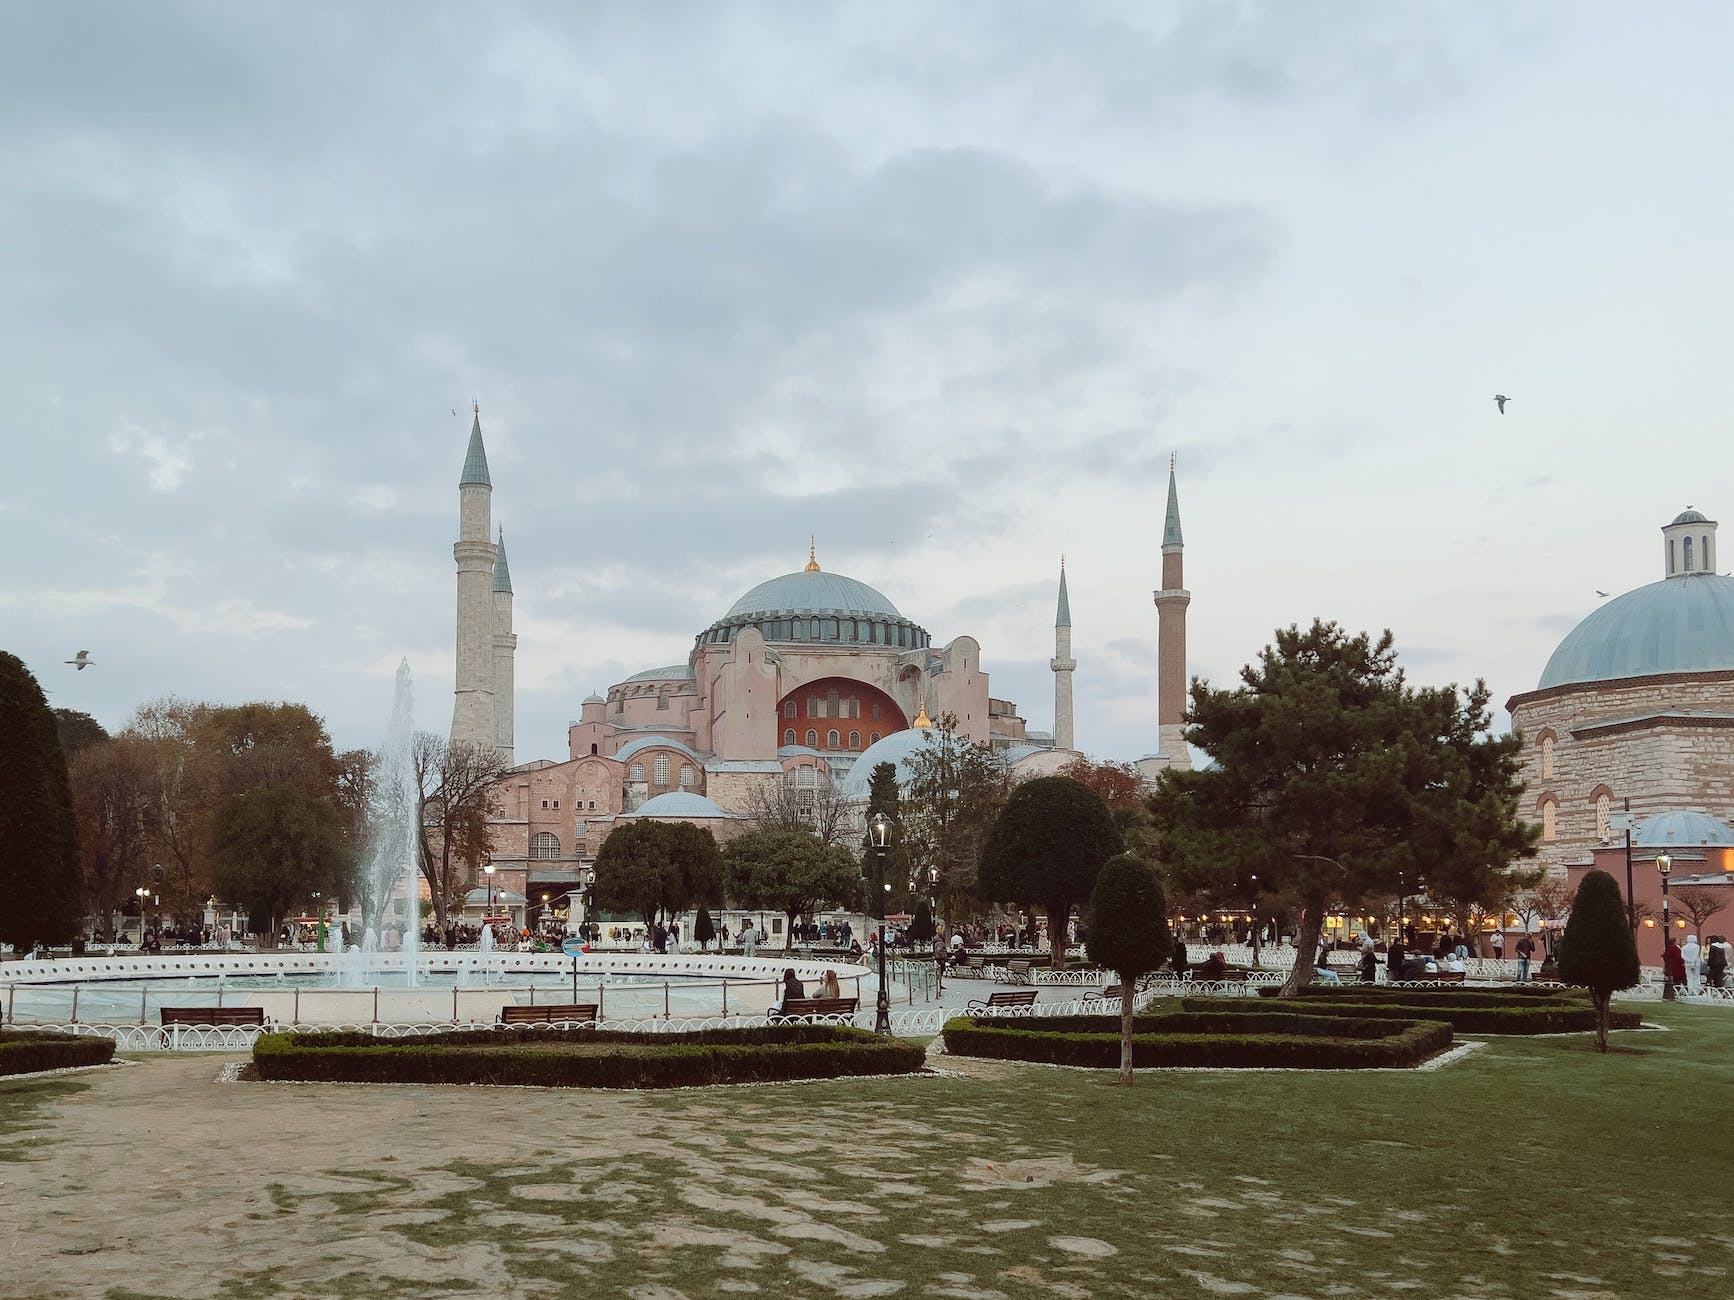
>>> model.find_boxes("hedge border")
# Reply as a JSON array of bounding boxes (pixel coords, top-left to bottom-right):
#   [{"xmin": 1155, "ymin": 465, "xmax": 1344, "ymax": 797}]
[
  {"xmin": 0, "ymin": 1030, "xmax": 117, "ymax": 1077},
  {"xmin": 252, "ymin": 1024, "xmax": 926, "ymax": 1088},
  {"xmin": 1259, "ymin": 983, "xmax": 1582, "ymax": 1002},
  {"xmin": 941, "ymin": 1012, "xmax": 1451, "ymax": 1070},
  {"xmin": 1186, "ymin": 997, "xmax": 1641, "ymax": 1035}
]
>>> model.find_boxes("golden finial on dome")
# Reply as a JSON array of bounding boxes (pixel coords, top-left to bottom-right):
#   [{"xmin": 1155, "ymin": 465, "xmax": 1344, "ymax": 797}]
[
  {"xmin": 913, "ymin": 698, "xmax": 932, "ymax": 728},
  {"xmin": 804, "ymin": 537, "xmax": 820, "ymax": 572}
]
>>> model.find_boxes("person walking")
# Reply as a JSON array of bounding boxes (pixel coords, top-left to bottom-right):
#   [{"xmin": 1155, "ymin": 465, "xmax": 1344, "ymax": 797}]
[
  {"xmin": 1682, "ymin": 933, "xmax": 1702, "ymax": 996},
  {"xmin": 1490, "ymin": 928, "xmax": 1505, "ymax": 971},
  {"xmin": 1664, "ymin": 936, "xmax": 1687, "ymax": 997},
  {"xmin": 1709, "ymin": 935, "xmax": 1729, "ymax": 989},
  {"xmin": 1514, "ymin": 934, "xmax": 1535, "ymax": 983},
  {"xmin": 739, "ymin": 919, "xmax": 757, "ymax": 957}
]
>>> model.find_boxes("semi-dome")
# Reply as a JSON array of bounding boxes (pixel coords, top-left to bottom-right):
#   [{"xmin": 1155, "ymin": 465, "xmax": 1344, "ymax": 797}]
[
  {"xmin": 1634, "ymin": 810, "xmax": 1734, "ymax": 847},
  {"xmin": 838, "ymin": 725, "xmax": 1005, "ymax": 800},
  {"xmin": 1536, "ymin": 575, "xmax": 1734, "ymax": 689},
  {"xmin": 725, "ymin": 570, "xmax": 902, "ymax": 621},
  {"xmin": 621, "ymin": 791, "xmax": 732, "ymax": 819}
]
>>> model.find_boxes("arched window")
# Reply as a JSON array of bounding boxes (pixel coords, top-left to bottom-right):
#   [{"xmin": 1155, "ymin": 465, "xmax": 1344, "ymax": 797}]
[
  {"xmin": 827, "ymin": 729, "xmax": 840, "ymax": 749},
  {"xmin": 589, "ymin": 743, "xmax": 598, "ymax": 755},
  {"xmin": 1540, "ymin": 799, "xmax": 1557, "ymax": 842},
  {"xmin": 680, "ymin": 764, "xmax": 695, "ymax": 789},
  {"xmin": 653, "ymin": 755, "xmax": 670, "ymax": 786},
  {"xmin": 784, "ymin": 728, "xmax": 796, "ymax": 746},
  {"xmin": 531, "ymin": 832, "xmax": 561, "ymax": 860},
  {"xmin": 1670, "ymin": 539, "xmax": 1677, "ymax": 574},
  {"xmin": 629, "ymin": 763, "xmax": 645, "ymax": 782},
  {"xmin": 1595, "ymin": 792, "xmax": 1612, "ymax": 841},
  {"xmin": 784, "ymin": 700, "xmax": 797, "ymax": 719},
  {"xmin": 1685, "ymin": 536, "xmax": 1695, "ymax": 572},
  {"xmin": 805, "ymin": 729, "xmax": 817, "ymax": 748},
  {"xmin": 1539, "ymin": 733, "xmax": 1555, "ymax": 780},
  {"xmin": 870, "ymin": 732, "xmax": 881, "ymax": 745},
  {"xmin": 849, "ymin": 730, "xmax": 860, "ymax": 749}
]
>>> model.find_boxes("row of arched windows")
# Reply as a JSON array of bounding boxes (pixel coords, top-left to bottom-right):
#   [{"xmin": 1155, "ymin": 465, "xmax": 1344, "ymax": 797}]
[
  {"xmin": 698, "ymin": 617, "xmax": 930, "ymax": 649},
  {"xmin": 1534, "ymin": 788, "xmax": 1614, "ymax": 844},
  {"xmin": 782, "ymin": 728, "xmax": 882, "ymax": 751}
]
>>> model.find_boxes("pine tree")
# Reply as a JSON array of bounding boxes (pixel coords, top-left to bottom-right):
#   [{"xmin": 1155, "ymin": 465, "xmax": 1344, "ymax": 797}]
[
  {"xmin": 1086, "ymin": 853, "xmax": 1171, "ymax": 1085},
  {"xmin": 0, "ymin": 653, "xmax": 83, "ymax": 948},
  {"xmin": 693, "ymin": 906, "xmax": 717, "ymax": 951},
  {"xmin": 979, "ymin": 776, "xmax": 1121, "ymax": 969},
  {"xmin": 909, "ymin": 896, "xmax": 936, "ymax": 946},
  {"xmin": 1557, "ymin": 869, "xmax": 1641, "ymax": 1053}
]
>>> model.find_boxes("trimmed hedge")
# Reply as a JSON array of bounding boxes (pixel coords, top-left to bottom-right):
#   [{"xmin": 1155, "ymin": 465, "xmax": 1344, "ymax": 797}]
[
  {"xmin": 1260, "ymin": 983, "xmax": 1580, "ymax": 1002},
  {"xmin": 253, "ymin": 1023, "xmax": 925, "ymax": 1088},
  {"xmin": 1186, "ymin": 997, "xmax": 1641, "ymax": 1035},
  {"xmin": 0, "ymin": 1030, "xmax": 116, "ymax": 1076},
  {"xmin": 942, "ymin": 1012, "xmax": 1452, "ymax": 1070}
]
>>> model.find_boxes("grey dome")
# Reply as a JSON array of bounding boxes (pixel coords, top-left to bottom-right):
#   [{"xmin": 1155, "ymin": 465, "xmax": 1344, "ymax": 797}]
[
  {"xmin": 726, "ymin": 571, "xmax": 902, "ymax": 621},
  {"xmin": 1672, "ymin": 509, "xmax": 1711, "ymax": 525},
  {"xmin": 839, "ymin": 727, "xmax": 1004, "ymax": 800},
  {"xmin": 1537, "ymin": 575, "xmax": 1734, "ymax": 689},
  {"xmin": 622, "ymin": 791, "xmax": 732, "ymax": 819},
  {"xmin": 1635, "ymin": 810, "xmax": 1734, "ymax": 847}
]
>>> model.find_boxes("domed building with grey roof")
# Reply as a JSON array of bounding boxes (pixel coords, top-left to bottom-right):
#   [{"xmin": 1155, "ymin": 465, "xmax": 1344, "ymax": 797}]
[{"xmin": 1508, "ymin": 506, "xmax": 1734, "ymax": 882}]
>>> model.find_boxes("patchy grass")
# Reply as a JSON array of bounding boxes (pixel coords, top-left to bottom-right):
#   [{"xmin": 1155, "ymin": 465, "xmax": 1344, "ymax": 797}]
[
  {"xmin": 8, "ymin": 1004, "xmax": 1734, "ymax": 1298},
  {"xmin": 0, "ymin": 1077, "xmax": 87, "ymax": 1163}
]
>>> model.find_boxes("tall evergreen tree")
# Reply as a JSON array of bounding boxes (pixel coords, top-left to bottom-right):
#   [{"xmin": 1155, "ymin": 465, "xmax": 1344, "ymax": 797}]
[
  {"xmin": 52, "ymin": 708, "xmax": 109, "ymax": 760},
  {"xmin": 0, "ymin": 653, "xmax": 82, "ymax": 946},
  {"xmin": 1558, "ymin": 869, "xmax": 1641, "ymax": 1053},
  {"xmin": 1086, "ymin": 853, "xmax": 1171, "ymax": 1085},
  {"xmin": 864, "ymin": 760, "xmax": 916, "ymax": 913}
]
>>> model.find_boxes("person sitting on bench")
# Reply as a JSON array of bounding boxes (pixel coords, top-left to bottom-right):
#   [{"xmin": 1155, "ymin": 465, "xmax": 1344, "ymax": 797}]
[
  {"xmin": 1314, "ymin": 955, "xmax": 1342, "ymax": 985},
  {"xmin": 770, "ymin": 968, "xmax": 804, "ymax": 1015},
  {"xmin": 1196, "ymin": 951, "xmax": 1228, "ymax": 980},
  {"xmin": 818, "ymin": 969, "xmax": 841, "ymax": 1000}
]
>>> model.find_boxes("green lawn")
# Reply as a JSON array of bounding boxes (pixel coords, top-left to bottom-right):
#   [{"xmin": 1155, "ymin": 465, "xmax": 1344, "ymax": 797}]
[{"xmin": 3, "ymin": 1006, "xmax": 1730, "ymax": 1298}]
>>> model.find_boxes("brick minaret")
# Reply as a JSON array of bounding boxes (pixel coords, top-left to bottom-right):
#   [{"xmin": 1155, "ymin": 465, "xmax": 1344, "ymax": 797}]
[
  {"xmin": 492, "ymin": 526, "xmax": 517, "ymax": 765},
  {"xmin": 1050, "ymin": 557, "xmax": 1076, "ymax": 751},
  {"xmin": 1154, "ymin": 457, "xmax": 1191, "ymax": 768},
  {"xmin": 451, "ymin": 404, "xmax": 498, "ymax": 749}
]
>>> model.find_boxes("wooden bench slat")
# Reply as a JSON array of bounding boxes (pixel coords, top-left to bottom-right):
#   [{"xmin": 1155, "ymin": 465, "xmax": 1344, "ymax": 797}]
[
  {"xmin": 773, "ymin": 996, "xmax": 859, "ymax": 1018},
  {"xmin": 160, "ymin": 1007, "xmax": 266, "ymax": 1027},
  {"xmin": 969, "ymin": 989, "xmax": 1038, "ymax": 1011},
  {"xmin": 498, "ymin": 1003, "xmax": 599, "ymax": 1024}
]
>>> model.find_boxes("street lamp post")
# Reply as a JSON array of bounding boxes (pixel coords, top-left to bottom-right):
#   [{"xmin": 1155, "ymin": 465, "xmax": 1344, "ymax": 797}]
[
  {"xmin": 484, "ymin": 862, "xmax": 496, "ymax": 917},
  {"xmin": 1659, "ymin": 853, "xmax": 1674, "ymax": 1000},
  {"xmin": 867, "ymin": 812, "xmax": 894, "ymax": 1035},
  {"xmin": 135, "ymin": 886, "xmax": 150, "ymax": 949},
  {"xmin": 1624, "ymin": 797, "xmax": 1637, "ymax": 935},
  {"xmin": 1249, "ymin": 873, "xmax": 1260, "ymax": 968}
]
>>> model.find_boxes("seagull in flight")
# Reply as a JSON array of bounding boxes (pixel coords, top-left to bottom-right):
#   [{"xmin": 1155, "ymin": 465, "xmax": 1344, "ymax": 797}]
[
  {"xmin": 65, "ymin": 650, "xmax": 94, "ymax": 670},
  {"xmin": 1494, "ymin": 394, "xmax": 1510, "ymax": 414},
  {"xmin": 1595, "ymin": 590, "xmax": 1609, "ymax": 598}
]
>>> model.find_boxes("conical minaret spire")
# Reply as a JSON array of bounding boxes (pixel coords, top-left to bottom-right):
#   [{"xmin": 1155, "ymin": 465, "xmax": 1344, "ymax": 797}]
[
  {"xmin": 492, "ymin": 526, "xmax": 517, "ymax": 766},
  {"xmin": 452, "ymin": 402, "xmax": 498, "ymax": 750},
  {"xmin": 1153, "ymin": 456, "xmax": 1191, "ymax": 769},
  {"xmin": 1050, "ymin": 556, "xmax": 1076, "ymax": 750}
]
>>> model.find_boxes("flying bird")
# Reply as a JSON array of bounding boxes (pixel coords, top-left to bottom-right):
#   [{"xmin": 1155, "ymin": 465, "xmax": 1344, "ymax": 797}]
[
  {"xmin": 1494, "ymin": 394, "xmax": 1510, "ymax": 414},
  {"xmin": 65, "ymin": 650, "xmax": 94, "ymax": 670},
  {"xmin": 1596, "ymin": 590, "xmax": 1609, "ymax": 598},
  {"xmin": 451, "ymin": 408, "xmax": 458, "ymax": 416}
]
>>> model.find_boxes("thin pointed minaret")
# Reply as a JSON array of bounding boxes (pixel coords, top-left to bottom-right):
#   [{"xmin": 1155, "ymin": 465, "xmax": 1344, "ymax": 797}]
[
  {"xmin": 1154, "ymin": 455, "xmax": 1191, "ymax": 768},
  {"xmin": 1050, "ymin": 556, "xmax": 1076, "ymax": 751},
  {"xmin": 451, "ymin": 402, "xmax": 498, "ymax": 749},
  {"xmin": 492, "ymin": 525, "xmax": 517, "ymax": 766}
]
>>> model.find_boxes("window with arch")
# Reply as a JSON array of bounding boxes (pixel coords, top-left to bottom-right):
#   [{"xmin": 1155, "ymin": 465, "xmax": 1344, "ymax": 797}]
[
  {"xmin": 784, "ymin": 700, "xmax": 796, "ymax": 719},
  {"xmin": 1539, "ymin": 732, "xmax": 1556, "ymax": 780},
  {"xmin": 870, "ymin": 732, "xmax": 881, "ymax": 744},
  {"xmin": 653, "ymin": 755, "xmax": 670, "ymax": 786},
  {"xmin": 783, "ymin": 728, "xmax": 796, "ymax": 746},
  {"xmin": 849, "ymin": 730, "xmax": 860, "ymax": 749},
  {"xmin": 805, "ymin": 728, "xmax": 817, "ymax": 747},
  {"xmin": 827, "ymin": 729, "xmax": 840, "ymax": 749},
  {"xmin": 531, "ymin": 832, "xmax": 561, "ymax": 860},
  {"xmin": 680, "ymin": 764, "xmax": 695, "ymax": 789},
  {"xmin": 1538, "ymin": 798, "xmax": 1557, "ymax": 842},
  {"xmin": 629, "ymin": 762, "xmax": 645, "ymax": 782},
  {"xmin": 1670, "ymin": 539, "xmax": 1677, "ymax": 574},
  {"xmin": 1595, "ymin": 792, "xmax": 1612, "ymax": 841},
  {"xmin": 1685, "ymin": 535, "xmax": 1695, "ymax": 572}
]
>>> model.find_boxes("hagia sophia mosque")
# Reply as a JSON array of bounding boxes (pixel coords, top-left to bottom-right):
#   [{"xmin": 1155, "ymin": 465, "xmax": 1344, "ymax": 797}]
[{"xmin": 447, "ymin": 409, "xmax": 1734, "ymax": 948}]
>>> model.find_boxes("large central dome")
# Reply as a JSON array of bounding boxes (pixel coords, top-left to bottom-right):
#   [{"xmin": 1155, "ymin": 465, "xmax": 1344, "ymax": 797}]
[
  {"xmin": 725, "ymin": 570, "xmax": 902, "ymax": 621},
  {"xmin": 1538, "ymin": 574, "xmax": 1734, "ymax": 689}
]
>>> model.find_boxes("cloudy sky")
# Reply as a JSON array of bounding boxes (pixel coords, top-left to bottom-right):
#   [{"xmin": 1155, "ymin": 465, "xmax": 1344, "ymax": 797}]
[{"xmin": 4, "ymin": 2, "xmax": 1732, "ymax": 763}]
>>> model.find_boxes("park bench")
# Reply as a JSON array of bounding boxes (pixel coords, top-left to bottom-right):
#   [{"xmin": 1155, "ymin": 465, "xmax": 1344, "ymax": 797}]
[
  {"xmin": 160, "ymin": 1006, "xmax": 267, "ymax": 1028},
  {"xmin": 968, "ymin": 989, "xmax": 1039, "ymax": 1014},
  {"xmin": 1187, "ymin": 968, "xmax": 1252, "ymax": 985},
  {"xmin": 497, "ymin": 1003, "xmax": 599, "ymax": 1025},
  {"xmin": 771, "ymin": 996, "xmax": 859, "ymax": 1020},
  {"xmin": 1408, "ymin": 970, "xmax": 1467, "ymax": 984},
  {"xmin": 950, "ymin": 953, "xmax": 988, "ymax": 977},
  {"xmin": 994, "ymin": 959, "xmax": 1034, "ymax": 985}
]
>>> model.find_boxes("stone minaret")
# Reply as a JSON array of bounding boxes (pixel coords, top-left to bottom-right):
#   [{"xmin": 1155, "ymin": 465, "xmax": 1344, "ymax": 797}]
[
  {"xmin": 492, "ymin": 526, "xmax": 517, "ymax": 766},
  {"xmin": 1154, "ymin": 457, "xmax": 1191, "ymax": 769},
  {"xmin": 1050, "ymin": 557, "xmax": 1076, "ymax": 751},
  {"xmin": 451, "ymin": 404, "xmax": 498, "ymax": 749}
]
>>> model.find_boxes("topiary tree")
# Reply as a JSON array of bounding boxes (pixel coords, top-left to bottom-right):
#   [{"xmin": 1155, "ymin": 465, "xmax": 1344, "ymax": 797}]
[
  {"xmin": 908, "ymin": 896, "xmax": 936, "ymax": 947},
  {"xmin": 979, "ymin": 776, "xmax": 1121, "ymax": 969},
  {"xmin": 693, "ymin": 906, "xmax": 716, "ymax": 951},
  {"xmin": 0, "ymin": 653, "xmax": 83, "ymax": 948},
  {"xmin": 1086, "ymin": 853, "xmax": 1171, "ymax": 1085},
  {"xmin": 1557, "ymin": 868, "xmax": 1641, "ymax": 1053}
]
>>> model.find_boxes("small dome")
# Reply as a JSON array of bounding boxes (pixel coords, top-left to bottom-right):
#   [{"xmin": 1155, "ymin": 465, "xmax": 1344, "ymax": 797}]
[
  {"xmin": 622, "ymin": 791, "xmax": 732, "ymax": 819},
  {"xmin": 1673, "ymin": 509, "xmax": 1710, "ymax": 525},
  {"xmin": 583, "ymin": 692, "xmax": 604, "ymax": 704},
  {"xmin": 464, "ymin": 887, "xmax": 527, "ymax": 906},
  {"xmin": 1537, "ymin": 575, "xmax": 1734, "ymax": 689},
  {"xmin": 724, "ymin": 570, "xmax": 902, "ymax": 621},
  {"xmin": 1634, "ymin": 810, "xmax": 1734, "ymax": 847},
  {"xmin": 840, "ymin": 727, "xmax": 994, "ymax": 800}
]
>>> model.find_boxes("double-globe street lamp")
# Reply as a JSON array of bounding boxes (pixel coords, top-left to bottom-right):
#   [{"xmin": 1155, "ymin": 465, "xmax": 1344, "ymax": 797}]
[
  {"xmin": 867, "ymin": 812, "xmax": 894, "ymax": 1035},
  {"xmin": 1659, "ymin": 853, "xmax": 1674, "ymax": 1000}
]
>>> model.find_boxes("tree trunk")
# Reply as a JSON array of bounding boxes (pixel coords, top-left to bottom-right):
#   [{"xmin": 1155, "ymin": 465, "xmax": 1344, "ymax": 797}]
[
  {"xmin": 1280, "ymin": 902, "xmax": 1325, "ymax": 997},
  {"xmin": 1048, "ymin": 901, "xmax": 1067, "ymax": 971},
  {"xmin": 1117, "ymin": 980, "xmax": 1135, "ymax": 1086},
  {"xmin": 1593, "ymin": 990, "xmax": 1610, "ymax": 1053}
]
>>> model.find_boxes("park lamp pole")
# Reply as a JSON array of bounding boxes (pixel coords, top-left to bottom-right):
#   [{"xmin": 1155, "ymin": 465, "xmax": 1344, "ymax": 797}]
[
  {"xmin": 1658, "ymin": 854, "xmax": 1674, "ymax": 1000},
  {"xmin": 484, "ymin": 862, "xmax": 496, "ymax": 919},
  {"xmin": 1249, "ymin": 873, "xmax": 1260, "ymax": 968},
  {"xmin": 868, "ymin": 811, "xmax": 894, "ymax": 1035},
  {"xmin": 135, "ymin": 886, "xmax": 150, "ymax": 946}
]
